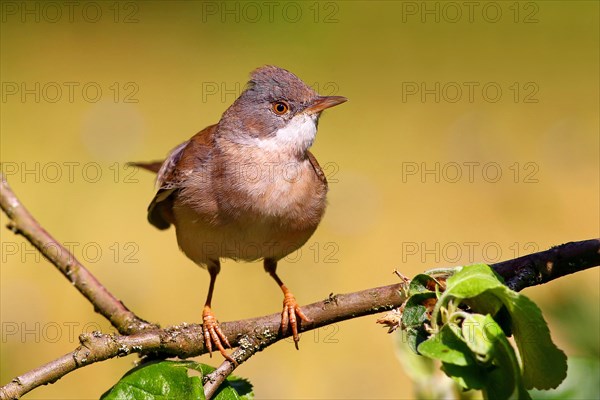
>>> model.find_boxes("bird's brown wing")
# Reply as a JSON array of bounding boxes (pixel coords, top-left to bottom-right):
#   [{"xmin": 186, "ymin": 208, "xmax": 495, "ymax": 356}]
[
  {"xmin": 306, "ymin": 150, "xmax": 328, "ymax": 188},
  {"xmin": 146, "ymin": 124, "xmax": 217, "ymax": 230}
]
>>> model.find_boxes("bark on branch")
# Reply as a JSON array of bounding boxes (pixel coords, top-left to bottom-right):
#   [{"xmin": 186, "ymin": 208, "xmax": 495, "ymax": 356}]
[
  {"xmin": 492, "ymin": 239, "xmax": 600, "ymax": 291},
  {"xmin": 0, "ymin": 173, "xmax": 598, "ymax": 399}
]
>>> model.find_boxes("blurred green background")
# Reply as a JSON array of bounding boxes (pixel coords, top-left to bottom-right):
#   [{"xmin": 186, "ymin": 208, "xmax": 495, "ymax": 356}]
[{"xmin": 1, "ymin": 1, "xmax": 598, "ymax": 399}]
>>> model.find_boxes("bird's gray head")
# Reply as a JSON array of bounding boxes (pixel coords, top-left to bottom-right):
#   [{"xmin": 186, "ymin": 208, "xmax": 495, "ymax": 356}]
[{"xmin": 217, "ymin": 65, "xmax": 347, "ymax": 156}]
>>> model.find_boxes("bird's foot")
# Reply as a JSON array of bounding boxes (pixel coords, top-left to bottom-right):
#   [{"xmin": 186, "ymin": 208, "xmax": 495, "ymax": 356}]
[
  {"xmin": 202, "ymin": 305, "xmax": 235, "ymax": 363},
  {"xmin": 281, "ymin": 291, "xmax": 311, "ymax": 349}
]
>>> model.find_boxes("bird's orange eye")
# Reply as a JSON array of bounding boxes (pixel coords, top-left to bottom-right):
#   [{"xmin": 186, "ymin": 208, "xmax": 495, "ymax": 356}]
[{"xmin": 272, "ymin": 101, "xmax": 289, "ymax": 115}]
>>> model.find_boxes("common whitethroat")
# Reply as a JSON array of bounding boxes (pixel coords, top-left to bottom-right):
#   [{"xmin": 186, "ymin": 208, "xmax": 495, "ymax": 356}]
[{"xmin": 132, "ymin": 66, "xmax": 347, "ymax": 361}]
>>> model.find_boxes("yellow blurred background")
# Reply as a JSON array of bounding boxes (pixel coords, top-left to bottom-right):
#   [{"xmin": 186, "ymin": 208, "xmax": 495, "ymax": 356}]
[{"xmin": 1, "ymin": 1, "xmax": 598, "ymax": 399}]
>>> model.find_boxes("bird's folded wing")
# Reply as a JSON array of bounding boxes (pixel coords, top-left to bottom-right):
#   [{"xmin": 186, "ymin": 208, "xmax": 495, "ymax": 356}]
[
  {"xmin": 307, "ymin": 150, "xmax": 328, "ymax": 188},
  {"xmin": 147, "ymin": 124, "xmax": 217, "ymax": 230}
]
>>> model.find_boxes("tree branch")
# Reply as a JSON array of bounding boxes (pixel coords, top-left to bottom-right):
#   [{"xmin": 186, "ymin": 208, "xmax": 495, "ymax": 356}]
[
  {"xmin": 0, "ymin": 174, "xmax": 157, "ymax": 335},
  {"xmin": 491, "ymin": 239, "xmax": 600, "ymax": 291},
  {"xmin": 0, "ymin": 285, "xmax": 406, "ymax": 399},
  {"xmin": 0, "ymin": 173, "xmax": 598, "ymax": 399},
  {"xmin": 202, "ymin": 336, "xmax": 259, "ymax": 400}
]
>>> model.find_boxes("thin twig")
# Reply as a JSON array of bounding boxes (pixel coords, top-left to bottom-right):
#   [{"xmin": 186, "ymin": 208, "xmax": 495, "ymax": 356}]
[
  {"xmin": 0, "ymin": 174, "xmax": 157, "ymax": 335},
  {"xmin": 203, "ymin": 359, "xmax": 237, "ymax": 400},
  {"xmin": 202, "ymin": 328, "xmax": 279, "ymax": 400},
  {"xmin": 203, "ymin": 335, "xmax": 262, "ymax": 400}
]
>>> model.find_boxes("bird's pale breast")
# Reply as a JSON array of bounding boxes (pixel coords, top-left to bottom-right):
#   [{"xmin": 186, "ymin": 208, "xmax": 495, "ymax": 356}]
[{"xmin": 173, "ymin": 145, "xmax": 327, "ymax": 266}]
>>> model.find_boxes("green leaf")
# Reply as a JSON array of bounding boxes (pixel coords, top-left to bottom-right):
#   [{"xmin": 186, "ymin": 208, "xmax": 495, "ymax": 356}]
[
  {"xmin": 408, "ymin": 273, "xmax": 442, "ymax": 296},
  {"xmin": 181, "ymin": 362, "xmax": 253, "ymax": 399},
  {"xmin": 462, "ymin": 291, "xmax": 505, "ymax": 319},
  {"xmin": 436, "ymin": 264, "xmax": 567, "ymax": 390},
  {"xmin": 461, "ymin": 314, "xmax": 495, "ymax": 362},
  {"xmin": 485, "ymin": 288, "xmax": 567, "ymax": 389},
  {"xmin": 439, "ymin": 264, "xmax": 505, "ymax": 302},
  {"xmin": 101, "ymin": 360, "xmax": 254, "ymax": 400},
  {"xmin": 418, "ymin": 324, "xmax": 476, "ymax": 367},
  {"xmin": 441, "ymin": 362, "xmax": 485, "ymax": 391},
  {"xmin": 223, "ymin": 376, "xmax": 254, "ymax": 399},
  {"xmin": 100, "ymin": 360, "xmax": 205, "ymax": 400},
  {"xmin": 468, "ymin": 314, "xmax": 530, "ymax": 400},
  {"xmin": 406, "ymin": 325, "xmax": 430, "ymax": 354},
  {"xmin": 402, "ymin": 292, "xmax": 437, "ymax": 353},
  {"xmin": 428, "ymin": 314, "xmax": 530, "ymax": 398},
  {"xmin": 402, "ymin": 292, "xmax": 436, "ymax": 329}
]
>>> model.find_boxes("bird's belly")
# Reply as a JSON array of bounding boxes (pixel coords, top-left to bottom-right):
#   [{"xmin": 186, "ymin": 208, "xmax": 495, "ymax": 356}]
[
  {"xmin": 173, "ymin": 157, "xmax": 326, "ymax": 266},
  {"xmin": 174, "ymin": 206, "xmax": 317, "ymax": 265}
]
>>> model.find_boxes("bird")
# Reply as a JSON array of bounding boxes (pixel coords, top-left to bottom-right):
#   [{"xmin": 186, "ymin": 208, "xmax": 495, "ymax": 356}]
[{"xmin": 132, "ymin": 65, "xmax": 347, "ymax": 361}]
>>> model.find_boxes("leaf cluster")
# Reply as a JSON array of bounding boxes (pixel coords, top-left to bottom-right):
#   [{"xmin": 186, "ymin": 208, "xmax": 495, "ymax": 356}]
[{"xmin": 401, "ymin": 264, "xmax": 567, "ymax": 400}]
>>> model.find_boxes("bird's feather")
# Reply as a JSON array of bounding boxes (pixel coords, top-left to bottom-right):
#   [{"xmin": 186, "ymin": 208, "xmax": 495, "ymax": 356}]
[
  {"xmin": 306, "ymin": 151, "xmax": 328, "ymax": 187},
  {"xmin": 145, "ymin": 124, "xmax": 217, "ymax": 230}
]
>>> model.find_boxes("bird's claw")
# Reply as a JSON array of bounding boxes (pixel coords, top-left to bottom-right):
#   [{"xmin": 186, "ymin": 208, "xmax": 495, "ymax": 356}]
[
  {"xmin": 202, "ymin": 306, "xmax": 235, "ymax": 363},
  {"xmin": 281, "ymin": 292, "xmax": 311, "ymax": 349}
]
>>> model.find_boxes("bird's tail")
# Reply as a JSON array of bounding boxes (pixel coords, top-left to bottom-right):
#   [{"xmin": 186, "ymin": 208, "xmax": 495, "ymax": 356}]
[{"xmin": 127, "ymin": 161, "xmax": 164, "ymax": 174}]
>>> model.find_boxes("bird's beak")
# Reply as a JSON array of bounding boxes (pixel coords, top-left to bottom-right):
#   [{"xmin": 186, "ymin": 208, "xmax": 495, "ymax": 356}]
[{"xmin": 304, "ymin": 96, "xmax": 348, "ymax": 115}]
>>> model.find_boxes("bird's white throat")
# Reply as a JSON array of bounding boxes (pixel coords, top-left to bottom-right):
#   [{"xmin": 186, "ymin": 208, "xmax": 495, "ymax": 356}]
[{"xmin": 258, "ymin": 113, "xmax": 318, "ymax": 155}]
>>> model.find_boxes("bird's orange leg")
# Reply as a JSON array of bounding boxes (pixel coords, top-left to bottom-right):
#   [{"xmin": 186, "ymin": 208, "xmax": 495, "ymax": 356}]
[
  {"xmin": 264, "ymin": 258, "xmax": 310, "ymax": 349},
  {"xmin": 203, "ymin": 260, "xmax": 235, "ymax": 363}
]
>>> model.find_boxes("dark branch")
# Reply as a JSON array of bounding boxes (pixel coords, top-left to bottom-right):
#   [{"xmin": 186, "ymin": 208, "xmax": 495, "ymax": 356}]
[{"xmin": 491, "ymin": 239, "xmax": 600, "ymax": 291}]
